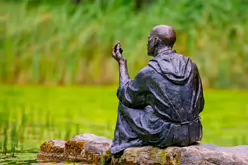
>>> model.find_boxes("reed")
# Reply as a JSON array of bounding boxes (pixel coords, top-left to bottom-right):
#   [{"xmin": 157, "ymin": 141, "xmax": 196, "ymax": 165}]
[
  {"xmin": 1, "ymin": 102, "xmax": 9, "ymax": 155},
  {"xmin": 1, "ymin": 0, "xmax": 248, "ymax": 88},
  {"xmin": 19, "ymin": 108, "xmax": 27, "ymax": 152},
  {"xmin": 2, "ymin": 120, "xmax": 8, "ymax": 155},
  {"xmin": 10, "ymin": 123, "xmax": 18, "ymax": 157}
]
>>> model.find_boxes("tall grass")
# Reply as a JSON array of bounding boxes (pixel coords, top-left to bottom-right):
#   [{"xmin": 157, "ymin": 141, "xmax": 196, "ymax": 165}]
[{"xmin": 1, "ymin": 0, "xmax": 248, "ymax": 88}]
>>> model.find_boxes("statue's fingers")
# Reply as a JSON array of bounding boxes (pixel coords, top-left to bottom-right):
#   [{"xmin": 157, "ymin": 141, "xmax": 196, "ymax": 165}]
[
  {"xmin": 113, "ymin": 44, "xmax": 118, "ymax": 54},
  {"xmin": 114, "ymin": 44, "xmax": 117, "ymax": 51},
  {"xmin": 112, "ymin": 48, "xmax": 115, "ymax": 55},
  {"xmin": 116, "ymin": 43, "xmax": 120, "ymax": 50},
  {"xmin": 112, "ymin": 55, "xmax": 117, "ymax": 61},
  {"xmin": 112, "ymin": 53, "xmax": 116, "ymax": 58},
  {"xmin": 117, "ymin": 48, "xmax": 123, "ymax": 56}
]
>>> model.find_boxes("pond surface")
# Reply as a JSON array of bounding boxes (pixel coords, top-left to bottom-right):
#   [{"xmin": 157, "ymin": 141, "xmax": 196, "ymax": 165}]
[
  {"xmin": 1, "ymin": 86, "xmax": 248, "ymax": 163},
  {"xmin": 0, "ymin": 153, "xmax": 37, "ymax": 164}
]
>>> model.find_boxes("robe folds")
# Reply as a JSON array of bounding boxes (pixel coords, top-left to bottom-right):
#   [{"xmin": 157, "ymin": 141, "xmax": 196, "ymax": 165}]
[{"xmin": 111, "ymin": 51, "xmax": 205, "ymax": 155}]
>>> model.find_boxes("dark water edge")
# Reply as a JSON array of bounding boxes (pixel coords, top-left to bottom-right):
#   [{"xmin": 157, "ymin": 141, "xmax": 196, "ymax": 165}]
[
  {"xmin": 0, "ymin": 153, "xmax": 85, "ymax": 164},
  {"xmin": 0, "ymin": 153, "xmax": 38, "ymax": 164}
]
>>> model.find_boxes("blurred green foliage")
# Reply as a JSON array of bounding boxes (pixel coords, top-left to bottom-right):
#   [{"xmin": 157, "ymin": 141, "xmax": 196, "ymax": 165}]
[
  {"xmin": 1, "ymin": 0, "xmax": 248, "ymax": 88},
  {"xmin": 0, "ymin": 87, "xmax": 248, "ymax": 162}
]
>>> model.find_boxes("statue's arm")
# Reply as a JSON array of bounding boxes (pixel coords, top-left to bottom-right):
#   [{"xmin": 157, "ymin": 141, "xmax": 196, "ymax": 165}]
[
  {"xmin": 112, "ymin": 42, "xmax": 148, "ymax": 108},
  {"xmin": 117, "ymin": 68, "xmax": 150, "ymax": 108},
  {"xmin": 112, "ymin": 42, "xmax": 130, "ymax": 86},
  {"xmin": 118, "ymin": 58, "xmax": 130, "ymax": 87}
]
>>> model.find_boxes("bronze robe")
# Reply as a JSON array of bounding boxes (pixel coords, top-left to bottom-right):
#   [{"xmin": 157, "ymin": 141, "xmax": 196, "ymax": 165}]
[{"xmin": 111, "ymin": 51, "xmax": 204, "ymax": 155}]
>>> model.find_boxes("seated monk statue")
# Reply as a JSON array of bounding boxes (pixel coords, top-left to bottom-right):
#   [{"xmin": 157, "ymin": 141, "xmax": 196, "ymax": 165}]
[{"xmin": 111, "ymin": 25, "xmax": 205, "ymax": 155}]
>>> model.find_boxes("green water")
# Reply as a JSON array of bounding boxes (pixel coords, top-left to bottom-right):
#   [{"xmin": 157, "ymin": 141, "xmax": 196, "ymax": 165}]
[
  {"xmin": 0, "ymin": 153, "xmax": 37, "ymax": 164},
  {"xmin": 0, "ymin": 86, "xmax": 248, "ymax": 163}
]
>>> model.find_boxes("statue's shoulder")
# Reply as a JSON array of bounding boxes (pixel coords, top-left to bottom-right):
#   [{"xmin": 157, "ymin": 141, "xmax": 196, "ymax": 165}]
[
  {"xmin": 137, "ymin": 65, "xmax": 155, "ymax": 78},
  {"xmin": 176, "ymin": 54, "xmax": 201, "ymax": 75},
  {"xmin": 173, "ymin": 52, "xmax": 191, "ymax": 61},
  {"xmin": 173, "ymin": 53, "xmax": 198, "ymax": 67}
]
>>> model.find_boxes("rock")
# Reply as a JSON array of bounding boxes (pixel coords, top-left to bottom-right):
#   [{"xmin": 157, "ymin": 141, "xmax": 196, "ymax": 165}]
[
  {"xmin": 181, "ymin": 144, "xmax": 248, "ymax": 165},
  {"xmin": 38, "ymin": 140, "xmax": 66, "ymax": 162},
  {"xmin": 112, "ymin": 144, "xmax": 248, "ymax": 165},
  {"xmin": 37, "ymin": 134, "xmax": 248, "ymax": 165},
  {"xmin": 64, "ymin": 134, "xmax": 112, "ymax": 163},
  {"xmin": 111, "ymin": 146, "xmax": 181, "ymax": 165},
  {"xmin": 37, "ymin": 134, "xmax": 112, "ymax": 164}
]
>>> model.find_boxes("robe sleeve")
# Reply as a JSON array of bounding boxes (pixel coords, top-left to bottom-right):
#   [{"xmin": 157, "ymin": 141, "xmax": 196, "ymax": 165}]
[
  {"xmin": 198, "ymin": 77, "xmax": 205, "ymax": 113},
  {"xmin": 117, "ymin": 68, "xmax": 149, "ymax": 108},
  {"xmin": 195, "ymin": 64, "xmax": 205, "ymax": 113}
]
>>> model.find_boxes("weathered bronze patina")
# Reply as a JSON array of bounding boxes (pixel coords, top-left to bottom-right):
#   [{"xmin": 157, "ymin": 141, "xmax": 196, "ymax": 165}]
[{"xmin": 111, "ymin": 25, "xmax": 205, "ymax": 155}]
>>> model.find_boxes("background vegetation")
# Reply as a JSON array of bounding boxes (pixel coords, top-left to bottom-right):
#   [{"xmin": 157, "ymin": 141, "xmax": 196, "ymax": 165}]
[
  {"xmin": 1, "ymin": 0, "xmax": 248, "ymax": 164},
  {"xmin": 2, "ymin": 0, "xmax": 248, "ymax": 88}
]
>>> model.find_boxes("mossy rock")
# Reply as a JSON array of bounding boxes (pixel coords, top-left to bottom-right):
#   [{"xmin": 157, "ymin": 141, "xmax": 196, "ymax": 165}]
[
  {"xmin": 64, "ymin": 134, "xmax": 112, "ymax": 164},
  {"xmin": 38, "ymin": 140, "xmax": 66, "ymax": 162},
  {"xmin": 37, "ymin": 134, "xmax": 112, "ymax": 164},
  {"xmin": 112, "ymin": 145, "xmax": 248, "ymax": 165},
  {"xmin": 37, "ymin": 134, "xmax": 248, "ymax": 165},
  {"xmin": 111, "ymin": 146, "xmax": 181, "ymax": 165}
]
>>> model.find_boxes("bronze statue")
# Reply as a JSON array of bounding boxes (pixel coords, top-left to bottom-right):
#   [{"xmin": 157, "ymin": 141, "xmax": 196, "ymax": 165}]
[{"xmin": 111, "ymin": 25, "xmax": 205, "ymax": 155}]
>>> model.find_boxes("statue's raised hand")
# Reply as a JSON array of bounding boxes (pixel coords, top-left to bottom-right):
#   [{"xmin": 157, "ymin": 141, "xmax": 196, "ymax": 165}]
[{"xmin": 112, "ymin": 42, "xmax": 124, "ymax": 62}]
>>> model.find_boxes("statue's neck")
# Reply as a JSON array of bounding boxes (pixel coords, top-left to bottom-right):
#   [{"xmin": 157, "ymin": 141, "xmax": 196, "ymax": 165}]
[{"xmin": 157, "ymin": 47, "xmax": 174, "ymax": 56}]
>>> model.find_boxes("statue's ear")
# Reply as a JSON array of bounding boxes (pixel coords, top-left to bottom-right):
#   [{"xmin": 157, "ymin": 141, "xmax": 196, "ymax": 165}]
[{"xmin": 154, "ymin": 37, "xmax": 159, "ymax": 47}]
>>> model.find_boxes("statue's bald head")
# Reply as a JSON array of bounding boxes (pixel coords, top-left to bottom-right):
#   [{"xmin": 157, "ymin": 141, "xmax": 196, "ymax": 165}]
[
  {"xmin": 151, "ymin": 25, "xmax": 176, "ymax": 46},
  {"xmin": 147, "ymin": 25, "xmax": 176, "ymax": 56}
]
